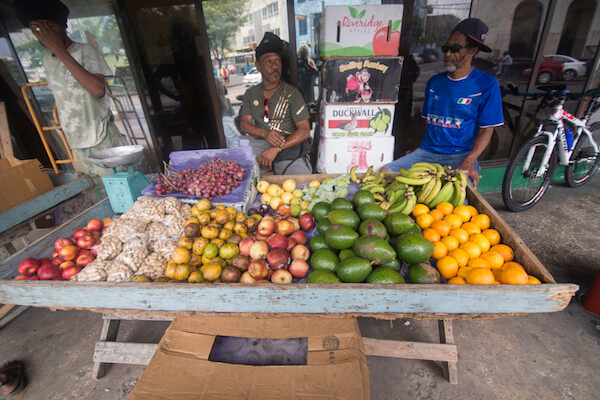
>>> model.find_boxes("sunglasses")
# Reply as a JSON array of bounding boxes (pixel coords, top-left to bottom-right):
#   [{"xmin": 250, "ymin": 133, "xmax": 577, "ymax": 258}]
[
  {"xmin": 441, "ymin": 44, "xmax": 471, "ymax": 54},
  {"xmin": 263, "ymin": 98, "xmax": 269, "ymax": 123}
]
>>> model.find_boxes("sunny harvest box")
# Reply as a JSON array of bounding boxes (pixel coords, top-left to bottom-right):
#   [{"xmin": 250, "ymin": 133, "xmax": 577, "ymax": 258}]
[
  {"xmin": 0, "ymin": 157, "xmax": 53, "ymax": 214},
  {"xmin": 320, "ymin": 103, "xmax": 395, "ymax": 138}
]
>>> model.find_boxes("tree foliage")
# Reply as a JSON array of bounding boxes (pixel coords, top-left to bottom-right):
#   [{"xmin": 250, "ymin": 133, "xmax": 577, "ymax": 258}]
[{"xmin": 203, "ymin": 0, "xmax": 248, "ymax": 63}]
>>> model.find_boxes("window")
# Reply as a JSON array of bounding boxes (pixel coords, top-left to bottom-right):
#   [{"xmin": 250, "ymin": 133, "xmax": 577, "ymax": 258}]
[
  {"xmin": 263, "ymin": 3, "xmax": 279, "ymax": 19},
  {"xmin": 299, "ymin": 18, "xmax": 307, "ymax": 35}
]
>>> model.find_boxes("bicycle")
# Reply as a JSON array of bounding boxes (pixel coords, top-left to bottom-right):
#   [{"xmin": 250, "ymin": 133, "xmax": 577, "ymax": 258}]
[{"xmin": 502, "ymin": 83, "xmax": 600, "ymax": 212}]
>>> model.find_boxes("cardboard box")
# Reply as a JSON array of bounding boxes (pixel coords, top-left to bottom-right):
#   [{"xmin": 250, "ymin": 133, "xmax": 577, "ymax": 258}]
[
  {"xmin": 322, "ymin": 57, "xmax": 403, "ymax": 104},
  {"xmin": 319, "ymin": 5, "xmax": 404, "ymax": 57},
  {"xmin": 130, "ymin": 315, "xmax": 370, "ymax": 400},
  {"xmin": 316, "ymin": 135, "xmax": 395, "ymax": 174},
  {"xmin": 0, "ymin": 158, "xmax": 53, "ymax": 214},
  {"xmin": 320, "ymin": 103, "xmax": 395, "ymax": 138}
]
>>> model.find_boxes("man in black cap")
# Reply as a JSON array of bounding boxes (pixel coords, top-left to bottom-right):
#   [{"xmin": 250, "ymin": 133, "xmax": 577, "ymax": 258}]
[
  {"xmin": 382, "ymin": 18, "xmax": 503, "ymax": 187},
  {"xmin": 15, "ymin": 0, "xmax": 126, "ymax": 179},
  {"xmin": 240, "ymin": 32, "xmax": 312, "ymax": 175}
]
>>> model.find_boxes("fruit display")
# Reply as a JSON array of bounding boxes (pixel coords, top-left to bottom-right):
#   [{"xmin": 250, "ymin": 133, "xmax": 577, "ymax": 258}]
[
  {"xmin": 301, "ymin": 173, "xmax": 351, "ymax": 210},
  {"xmin": 350, "ymin": 163, "xmax": 467, "ymax": 216},
  {"xmin": 153, "ymin": 158, "xmax": 246, "ymax": 198},
  {"xmin": 255, "ymin": 178, "xmax": 307, "ymax": 216}
]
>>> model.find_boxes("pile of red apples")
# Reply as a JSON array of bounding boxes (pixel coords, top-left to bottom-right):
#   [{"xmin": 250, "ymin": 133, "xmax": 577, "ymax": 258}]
[
  {"xmin": 236, "ymin": 204, "xmax": 315, "ymax": 284},
  {"xmin": 14, "ymin": 218, "xmax": 109, "ymax": 281}
]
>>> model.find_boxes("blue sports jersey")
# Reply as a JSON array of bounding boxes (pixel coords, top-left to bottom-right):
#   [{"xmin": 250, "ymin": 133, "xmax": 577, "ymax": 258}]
[{"xmin": 420, "ymin": 68, "xmax": 503, "ymax": 154}]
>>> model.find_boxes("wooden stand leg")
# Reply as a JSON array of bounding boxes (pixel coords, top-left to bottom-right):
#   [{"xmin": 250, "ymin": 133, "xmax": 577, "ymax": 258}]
[
  {"xmin": 92, "ymin": 315, "xmax": 121, "ymax": 379},
  {"xmin": 438, "ymin": 319, "xmax": 458, "ymax": 384}
]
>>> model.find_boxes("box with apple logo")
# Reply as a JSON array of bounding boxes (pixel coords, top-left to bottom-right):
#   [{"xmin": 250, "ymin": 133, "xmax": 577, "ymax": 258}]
[
  {"xmin": 320, "ymin": 103, "xmax": 396, "ymax": 138},
  {"xmin": 316, "ymin": 135, "xmax": 395, "ymax": 174},
  {"xmin": 319, "ymin": 5, "xmax": 403, "ymax": 57},
  {"xmin": 321, "ymin": 57, "xmax": 403, "ymax": 104},
  {"xmin": 129, "ymin": 314, "xmax": 370, "ymax": 400}
]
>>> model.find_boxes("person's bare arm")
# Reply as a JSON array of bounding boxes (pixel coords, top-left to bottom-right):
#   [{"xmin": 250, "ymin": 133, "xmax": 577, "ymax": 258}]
[
  {"xmin": 32, "ymin": 21, "xmax": 106, "ymax": 98},
  {"xmin": 457, "ymin": 127, "xmax": 494, "ymax": 187},
  {"xmin": 240, "ymin": 115, "xmax": 285, "ymax": 147},
  {"xmin": 257, "ymin": 119, "xmax": 310, "ymax": 169}
]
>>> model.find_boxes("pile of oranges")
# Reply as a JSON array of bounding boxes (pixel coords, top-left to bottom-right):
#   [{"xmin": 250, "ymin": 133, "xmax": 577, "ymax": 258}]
[{"xmin": 412, "ymin": 202, "xmax": 541, "ymax": 285}]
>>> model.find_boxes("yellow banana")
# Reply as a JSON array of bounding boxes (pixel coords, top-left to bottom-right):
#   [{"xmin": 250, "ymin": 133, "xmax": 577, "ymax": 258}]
[
  {"xmin": 422, "ymin": 177, "xmax": 442, "ymax": 204},
  {"xmin": 416, "ymin": 176, "xmax": 437, "ymax": 203},
  {"xmin": 399, "ymin": 192, "xmax": 417, "ymax": 215},
  {"xmin": 395, "ymin": 174, "xmax": 433, "ymax": 186},
  {"xmin": 427, "ymin": 181, "xmax": 455, "ymax": 208},
  {"xmin": 349, "ymin": 166, "xmax": 360, "ymax": 183}
]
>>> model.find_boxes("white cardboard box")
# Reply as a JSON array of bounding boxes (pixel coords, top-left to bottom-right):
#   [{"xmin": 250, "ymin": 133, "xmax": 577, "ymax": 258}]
[
  {"xmin": 319, "ymin": 5, "xmax": 403, "ymax": 57},
  {"xmin": 316, "ymin": 135, "xmax": 395, "ymax": 174},
  {"xmin": 320, "ymin": 103, "xmax": 395, "ymax": 138}
]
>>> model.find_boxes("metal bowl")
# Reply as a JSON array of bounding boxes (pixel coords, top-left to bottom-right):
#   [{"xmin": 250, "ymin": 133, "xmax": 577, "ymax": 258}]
[{"xmin": 87, "ymin": 145, "xmax": 145, "ymax": 168}]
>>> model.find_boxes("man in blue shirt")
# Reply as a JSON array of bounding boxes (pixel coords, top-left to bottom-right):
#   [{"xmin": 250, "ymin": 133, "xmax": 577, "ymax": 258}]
[{"xmin": 382, "ymin": 18, "xmax": 503, "ymax": 187}]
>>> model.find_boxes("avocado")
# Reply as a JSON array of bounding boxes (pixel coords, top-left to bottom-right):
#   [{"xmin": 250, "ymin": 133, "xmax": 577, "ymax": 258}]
[
  {"xmin": 335, "ymin": 257, "xmax": 373, "ymax": 283},
  {"xmin": 396, "ymin": 233, "xmax": 434, "ymax": 264},
  {"xmin": 312, "ymin": 202, "xmax": 331, "ymax": 223},
  {"xmin": 358, "ymin": 219, "xmax": 389, "ymax": 239},
  {"xmin": 357, "ymin": 203, "xmax": 386, "ymax": 222},
  {"xmin": 310, "ymin": 249, "xmax": 339, "ymax": 272},
  {"xmin": 324, "ymin": 224, "xmax": 359, "ymax": 250},
  {"xmin": 366, "ymin": 267, "xmax": 405, "ymax": 284},
  {"xmin": 307, "ymin": 270, "xmax": 341, "ymax": 283},
  {"xmin": 379, "ymin": 258, "xmax": 402, "ymax": 271},
  {"xmin": 353, "ymin": 190, "xmax": 375, "ymax": 209},
  {"xmin": 317, "ymin": 220, "xmax": 332, "ymax": 235},
  {"xmin": 310, "ymin": 234, "xmax": 330, "ymax": 252},
  {"xmin": 408, "ymin": 262, "xmax": 440, "ymax": 283},
  {"xmin": 353, "ymin": 236, "xmax": 397, "ymax": 265},
  {"xmin": 383, "ymin": 213, "xmax": 417, "ymax": 236},
  {"xmin": 327, "ymin": 209, "xmax": 360, "ymax": 230},
  {"xmin": 330, "ymin": 197, "xmax": 354, "ymax": 210},
  {"xmin": 338, "ymin": 249, "xmax": 356, "ymax": 261}
]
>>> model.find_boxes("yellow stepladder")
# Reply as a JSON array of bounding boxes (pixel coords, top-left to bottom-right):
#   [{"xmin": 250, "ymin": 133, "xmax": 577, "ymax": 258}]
[{"xmin": 21, "ymin": 81, "xmax": 76, "ymax": 173}]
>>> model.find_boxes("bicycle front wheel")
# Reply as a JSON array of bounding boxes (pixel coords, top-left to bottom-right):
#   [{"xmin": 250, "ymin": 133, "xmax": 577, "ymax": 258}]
[
  {"xmin": 502, "ymin": 135, "xmax": 557, "ymax": 212},
  {"xmin": 565, "ymin": 123, "xmax": 600, "ymax": 187}
]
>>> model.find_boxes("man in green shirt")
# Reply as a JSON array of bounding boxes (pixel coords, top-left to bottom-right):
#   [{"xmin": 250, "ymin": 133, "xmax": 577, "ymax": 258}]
[
  {"xmin": 16, "ymin": 0, "xmax": 127, "ymax": 178},
  {"xmin": 240, "ymin": 33, "xmax": 312, "ymax": 175}
]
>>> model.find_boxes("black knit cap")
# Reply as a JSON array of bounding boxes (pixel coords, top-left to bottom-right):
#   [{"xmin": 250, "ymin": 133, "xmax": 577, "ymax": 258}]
[
  {"xmin": 15, "ymin": 0, "xmax": 70, "ymax": 28},
  {"xmin": 452, "ymin": 18, "xmax": 492, "ymax": 53},
  {"xmin": 255, "ymin": 32, "xmax": 283, "ymax": 62}
]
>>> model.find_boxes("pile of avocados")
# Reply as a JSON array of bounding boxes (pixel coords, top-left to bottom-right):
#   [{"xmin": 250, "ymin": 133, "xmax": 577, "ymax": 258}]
[{"xmin": 307, "ymin": 190, "xmax": 440, "ymax": 284}]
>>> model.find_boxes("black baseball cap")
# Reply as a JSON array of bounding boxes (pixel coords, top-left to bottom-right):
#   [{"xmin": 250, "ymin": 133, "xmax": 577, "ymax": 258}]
[
  {"xmin": 255, "ymin": 32, "xmax": 283, "ymax": 61},
  {"xmin": 15, "ymin": 0, "xmax": 70, "ymax": 28},
  {"xmin": 452, "ymin": 18, "xmax": 492, "ymax": 53}
]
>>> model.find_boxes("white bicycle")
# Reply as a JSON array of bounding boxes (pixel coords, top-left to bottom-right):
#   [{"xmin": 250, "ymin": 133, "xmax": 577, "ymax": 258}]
[{"xmin": 502, "ymin": 84, "xmax": 600, "ymax": 212}]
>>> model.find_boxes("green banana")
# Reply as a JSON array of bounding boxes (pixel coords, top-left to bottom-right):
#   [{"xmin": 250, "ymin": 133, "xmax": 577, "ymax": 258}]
[
  {"xmin": 450, "ymin": 180, "xmax": 463, "ymax": 208},
  {"xmin": 380, "ymin": 201, "xmax": 391, "ymax": 211},
  {"xmin": 427, "ymin": 181, "xmax": 455, "ymax": 208},
  {"xmin": 388, "ymin": 195, "xmax": 408, "ymax": 213},
  {"xmin": 399, "ymin": 168, "xmax": 432, "ymax": 180},
  {"xmin": 395, "ymin": 174, "xmax": 433, "ymax": 186},
  {"xmin": 416, "ymin": 176, "xmax": 437, "ymax": 203},
  {"xmin": 422, "ymin": 177, "xmax": 442, "ymax": 204},
  {"xmin": 361, "ymin": 166, "xmax": 374, "ymax": 182},
  {"xmin": 399, "ymin": 192, "xmax": 417, "ymax": 215},
  {"xmin": 431, "ymin": 163, "xmax": 446, "ymax": 177},
  {"xmin": 409, "ymin": 162, "xmax": 438, "ymax": 171},
  {"xmin": 349, "ymin": 166, "xmax": 360, "ymax": 183},
  {"xmin": 453, "ymin": 171, "xmax": 468, "ymax": 206},
  {"xmin": 373, "ymin": 193, "xmax": 386, "ymax": 202},
  {"xmin": 368, "ymin": 185, "xmax": 386, "ymax": 194}
]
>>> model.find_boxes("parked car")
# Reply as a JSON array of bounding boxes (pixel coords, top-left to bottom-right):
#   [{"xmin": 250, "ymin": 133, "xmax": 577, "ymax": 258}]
[
  {"xmin": 544, "ymin": 54, "xmax": 587, "ymax": 81},
  {"xmin": 243, "ymin": 67, "xmax": 262, "ymax": 87},
  {"xmin": 522, "ymin": 56, "xmax": 564, "ymax": 84}
]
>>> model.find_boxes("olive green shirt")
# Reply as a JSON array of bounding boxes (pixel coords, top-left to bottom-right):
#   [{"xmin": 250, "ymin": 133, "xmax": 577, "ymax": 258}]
[{"xmin": 240, "ymin": 81, "xmax": 309, "ymax": 136}]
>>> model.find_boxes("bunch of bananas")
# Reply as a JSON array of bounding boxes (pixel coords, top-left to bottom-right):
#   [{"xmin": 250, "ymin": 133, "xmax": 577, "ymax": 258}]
[{"xmin": 350, "ymin": 166, "xmax": 417, "ymax": 214}]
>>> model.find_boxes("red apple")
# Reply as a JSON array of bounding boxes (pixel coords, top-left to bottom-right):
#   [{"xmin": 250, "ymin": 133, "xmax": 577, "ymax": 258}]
[
  {"xmin": 62, "ymin": 265, "xmax": 81, "ymax": 280},
  {"xmin": 249, "ymin": 241, "xmax": 269, "ymax": 259},
  {"xmin": 276, "ymin": 220, "xmax": 294, "ymax": 236},
  {"xmin": 239, "ymin": 237, "xmax": 256, "ymax": 256},
  {"xmin": 59, "ymin": 260, "xmax": 75, "ymax": 270},
  {"xmin": 14, "ymin": 274, "xmax": 29, "ymax": 280},
  {"xmin": 265, "ymin": 267, "xmax": 273, "ymax": 281},
  {"xmin": 37, "ymin": 264, "xmax": 62, "ymax": 280},
  {"xmin": 286, "ymin": 238, "xmax": 297, "ymax": 251},
  {"xmin": 89, "ymin": 248, "xmax": 97, "ymax": 256},
  {"xmin": 291, "ymin": 244, "xmax": 310, "ymax": 261},
  {"xmin": 271, "ymin": 269, "xmax": 293, "ymax": 284},
  {"xmin": 86, "ymin": 218, "xmax": 103, "ymax": 231},
  {"xmin": 89, "ymin": 230, "xmax": 101, "ymax": 240},
  {"xmin": 266, "ymin": 249, "xmax": 290, "ymax": 270},
  {"xmin": 52, "ymin": 256, "xmax": 65, "ymax": 266},
  {"xmin": 257, "ymin": 218, "xmax": 276, "ymax": 236},
  {"xmin": 76, "ymin": 253, "xmax": 96, "ymax": 267},
  {"xmin": 77, "ymin": 234, "xmax": 95, "ymax": 249},
  {"xmin": 255, "ymin": 279, "xmax": 271, "ymax": 283},
  {"xmin": 59, "ymin": 245, "xmax": 78, "ymax": 261},
  {"xmin": 72, "ymin": 229, "xmax": 89, "ymax": 240},
  {"xmin": 289, "ymin": 230, "xmax": 307, "ymax": 245},
  {"xmin": 54, "ymin": 237, "xmax": 74, "ymax": 251},
  {"xmin": 275, "ymin": 204, "xmax": 291, "ymax": 219},
  {"xmin": 248, "ymin": 259, "xmax": 268, "ymax": 280},
  {"xmin": 18, "ymin": 258, "xmax": 40, "ymax": 276},
  {"xmin": 39, "ymin": 258, "xmax": 53, "ymax": 267},
  {"xmin": 240, "ymin": 271, "xmax": 256, "ymax": 284},
  {"xmin": 289, "ymin": 259, "xmax": 310, "ymax": 278},
  {"xmin": 52, "ymin": 250, "xmax": 60, "ymax": 259},
  {"xmin": 372, "ymin": 26, "xmax": 401, "ymax": 56},
  {"xmin": 77, "ymin": 248, "xmax": 90, "ymax": 258},
  {"xmin": 299, "ymin": 213, "xmax": 315, "ymax": 231},
  {"xmin": 254, "ymin": 233, "xmax": 268, "ymax": 241},
  {"xmin": 29, "ymin": 276, "xmax": 39, "ymax": 280},
  {"xmin": 267, "ymin": 234, "xmax": 288, "ymax": 251},
  {"xmin": 287, "ymin": 217, "xmax": 300, "ymax": 232}
]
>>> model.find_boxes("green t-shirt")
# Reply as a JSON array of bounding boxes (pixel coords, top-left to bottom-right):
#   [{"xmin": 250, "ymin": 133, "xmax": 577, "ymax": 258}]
[
  {"xmin": 240, "ymin": 81, "xmax": 309, "ymax": 136},
  {"xmin": 44, "ymin": 42, "xmax": 114, "ymax": 149}
]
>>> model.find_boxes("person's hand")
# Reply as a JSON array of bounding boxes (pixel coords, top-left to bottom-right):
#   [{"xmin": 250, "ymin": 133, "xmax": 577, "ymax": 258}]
[
  {"xmin": 264, "ymin": 130, "xmax": 285, "ymax": 147},
  {"xmin": 457, "ymin": 160, "xmax": 481, "ymax": 188},
  {"xmin": 259, "ymin": 147, "xmax": 280, "ymax": 170},
  {"xmin": 30, "ymin": 21, "xmax": 66, "ymax": 55}
]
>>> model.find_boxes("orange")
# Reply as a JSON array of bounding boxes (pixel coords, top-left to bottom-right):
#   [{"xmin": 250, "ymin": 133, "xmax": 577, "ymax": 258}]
[
  {"xmin": 482, "ymin": 229, "xmax": 501, "ymax": 245},
  {"xmin": 465, "ymin": 205, "xmax": 479, "ymax": 217},
  {"xmin": 412, "ymin": 203, "xmax": 430, "ymax": 217},
  {"xmin": 448, "ymin": 248, "xmax": 469, "ymax": 268},
  {"xmin": 457, "ymin": 266, "xmax": 472, "ymax": 279},
  {"xmin": 453, "ymin": 207, "xmax": 471, "ymax": 223},
  {"xmin": 444, "ymin": 214, "xmax": 463, "ymax": 229},
  {"xmin": 448, "ymin": 276, "xmax": 466, "ymax": 284},
  {"xmin": 480, "ymin": 251, "xmax": 505, "ymax": 269},
  {"xmin": 460, "ymin": 241, "xmax": 482, "ymax": 259},
  {"xmin": 528, "ymin": 275, "xmax": 541, "ymax": 284},
  {"xmin": 429, "ymin": 209, "xmax": 444, "ymax": 222},
  {"xmin": 502, "ymin": 261, "xmax": 525, "ymax": 272},
  {"xmin": 416, "ymin": 213, "xmax": 434, "ymax": 229},
  {"xmin": 467, "ymin": 257, "xmax": 490, "ymax": 269},
  {"xmin": 454, "ymin": 205, "xmax": 472, "ymax": 219},
  {"xmin": 441, "ymin": 235, "xmax": 460, "ymax": 251},
  {"xmin": 172, "ymin": 247, "xmax": 191, "ymax": 264},
  {"xmin": 471, "ymin": 214, "xmax": 491, "ymax": 230},
  {"xmin": 431, "ymin": 220, "xmax": 451, "ymax": 237},
  {"xmin": 436, "ymin": 202, "xmax": 454, "ymax": 216},
  {"xmin": 461, "ymin": 222, "xmax": 481, "ymax": 236},
  {"xmin": 466, "ymin": 267, "xmax": 495, "ymax": 284},
  {"xmin": 432, "ymin": 241, "xmax": 448, "ymax": 260},
  {"xmin": 449, "ymin": 228, "xmax": 469, "ymax": 244},
  {"xmin": 437, "ymin": 256, "xmax": 459, "ymax": 279},
  {"xmin": 492, "ymin": 267, "xmax": 503, "ymax": 282},
  {"xmin": 469, "ymin": 233, "xmax": 491, "ymax": 253},
  {"xmin": 423, "ymin": 228, "xmax": 441, "ymax": 243},
  {"xmin": 501, "ymin": 265, "xmax": 528, "ymax": 284},
  {"xmin": 490, "ymin": 244, "xmax": 514, "ymax": 262}
]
